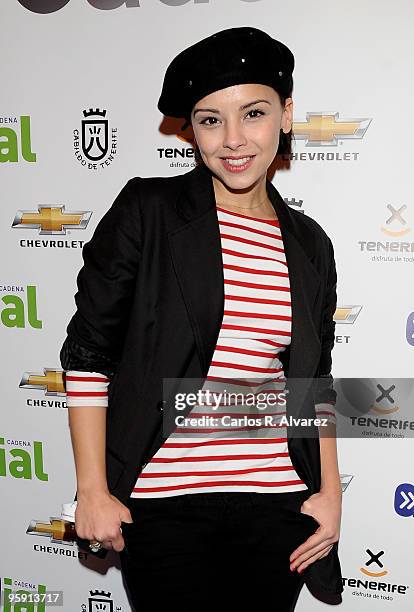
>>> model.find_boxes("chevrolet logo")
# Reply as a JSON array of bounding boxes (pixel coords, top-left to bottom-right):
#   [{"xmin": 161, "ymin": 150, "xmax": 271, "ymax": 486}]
[
  {"xmin": 334, "ymin": 306, "xmax": 363, "ymax": 324},
  {"xmin": 27, "ymin": 518, "xmax": 76, "ymax": 545},
  {"xmin": 340, "ymin": 474, "xmax": 354, "ymax": 492},
  {"xmin": 293, "ymin": 112, "xmax": 371, "ymax": 146},
  {"xmin": 20, "ymin": 369, "xmax": 66, "ymax": 395},
  {"xmin": 12, "ymin": 205, "xmax": 92, "ymax": 235}
]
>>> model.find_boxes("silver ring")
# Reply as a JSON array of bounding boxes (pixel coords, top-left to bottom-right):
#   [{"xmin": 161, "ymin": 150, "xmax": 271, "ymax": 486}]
[{"xmin": 89, "ymin": 541, "xmax": 102, "ymax": 552}]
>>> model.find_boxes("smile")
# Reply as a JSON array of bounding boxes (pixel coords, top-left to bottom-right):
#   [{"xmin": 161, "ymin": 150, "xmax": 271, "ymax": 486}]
[{"xmin": 220, "ymin": 156, "xmax": 255, "ymax": 173}]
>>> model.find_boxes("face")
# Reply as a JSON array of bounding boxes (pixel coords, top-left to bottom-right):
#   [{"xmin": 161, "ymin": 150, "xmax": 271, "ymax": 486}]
[{"xmin": 191, "ymin": 83, "xmax": 293, "ymax": 191}]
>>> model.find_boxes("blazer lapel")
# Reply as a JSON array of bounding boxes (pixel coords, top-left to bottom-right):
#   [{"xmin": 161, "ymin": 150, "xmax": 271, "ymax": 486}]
[{"xmin": 167, "ymin": 163, "xmax": 322, "ymax": 385}]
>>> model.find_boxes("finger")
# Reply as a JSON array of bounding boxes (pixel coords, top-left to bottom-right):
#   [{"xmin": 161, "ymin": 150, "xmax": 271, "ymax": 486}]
[
  {"xmin": 317, "ymin": 547, "xmax": 334, "ymax": 560},
  {"xmin": 295, "ymin": 545, "xmax": 333, "ymax": 573},
  {"xmin": 100, "ymin": 539, "xmax": 114, "ymax": 551},
  {"xmin": 297, "ymin": 545, "xmax": 333, "ymax": 573},
  {"xmin": 291, "ymin": 544, "xmax": 330, "ymax": 572},
  {"xmin": 289, "ymin": 531, "xmax": 326, "ymax": 563},
  {"xmin": 290, "ymin": 538, "xmax": 333, "ymax": 569},
  {"xmin": 111, "ymin": 535, "xmax": 126, "ymax": 553}
]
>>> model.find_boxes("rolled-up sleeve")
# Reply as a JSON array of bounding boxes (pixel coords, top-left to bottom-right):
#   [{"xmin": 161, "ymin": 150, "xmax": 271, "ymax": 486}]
[{"xmin": 60, "ymin": 177, "xmax": 142, "ymax": 379}]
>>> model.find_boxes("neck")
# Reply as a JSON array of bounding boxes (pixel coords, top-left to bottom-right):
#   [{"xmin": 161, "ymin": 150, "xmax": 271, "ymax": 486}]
[{"xmin": 212, "ymin": 173, "xmax": 268, "ymax": 210}]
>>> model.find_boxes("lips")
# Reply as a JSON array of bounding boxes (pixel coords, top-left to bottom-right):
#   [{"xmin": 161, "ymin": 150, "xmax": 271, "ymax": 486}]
[
  {"xmin": 220, "ymin": 155, "xmax": 255, "ymax": 173},
  {"xmin": 222, "ymin": 155, "xmax": 254, "ymax": 159},
  {"xmin": 221, "ymin": 154, "xmax": 255, "ymax": 160}
]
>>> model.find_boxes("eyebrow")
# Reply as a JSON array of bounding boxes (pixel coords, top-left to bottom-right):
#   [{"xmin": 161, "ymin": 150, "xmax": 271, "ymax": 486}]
[{"xmin": 193, "ymin": 99, "xmax": 271, "ymax": 117}]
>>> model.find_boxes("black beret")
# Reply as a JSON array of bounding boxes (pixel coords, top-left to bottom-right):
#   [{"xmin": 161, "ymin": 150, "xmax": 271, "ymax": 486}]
[{"xmin": 157, "ymin": 26, "xmax": 295, "ymax": 122}]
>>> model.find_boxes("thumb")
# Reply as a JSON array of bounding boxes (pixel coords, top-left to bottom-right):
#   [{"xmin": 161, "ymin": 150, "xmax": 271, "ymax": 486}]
[{"xmin": 120, "ymin": 509, "xmax": 134, "ymax": 524}]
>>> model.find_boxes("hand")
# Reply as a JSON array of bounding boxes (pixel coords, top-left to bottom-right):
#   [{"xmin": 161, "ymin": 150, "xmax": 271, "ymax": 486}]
[
  {"xmin": 75, "ymin": 489, "xmax": 134, "ymax": 553},
  {"xmin": 289, "ymin": 487, "xmax": 342, "ymax": 574}
]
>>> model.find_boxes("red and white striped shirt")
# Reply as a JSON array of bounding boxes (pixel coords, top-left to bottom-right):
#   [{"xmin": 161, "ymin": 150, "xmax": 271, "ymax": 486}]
[{"xmin": 65, "ymin": 206, "xmax": 336, "ymax": 498}]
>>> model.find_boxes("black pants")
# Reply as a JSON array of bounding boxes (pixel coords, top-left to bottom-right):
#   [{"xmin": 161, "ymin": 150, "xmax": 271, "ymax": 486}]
[{"xmin": 119, "ymin": 490, "xmax": 318, "ymax": 611}]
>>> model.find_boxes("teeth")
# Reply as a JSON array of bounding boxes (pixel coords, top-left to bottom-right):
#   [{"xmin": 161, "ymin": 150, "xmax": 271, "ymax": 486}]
[{"xmin": 225, "ymin": 156, "xmax": 252, "ymax": 166}]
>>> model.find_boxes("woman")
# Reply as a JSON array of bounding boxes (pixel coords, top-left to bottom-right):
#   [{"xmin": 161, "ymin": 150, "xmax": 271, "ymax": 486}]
[{"xmin": 61, "ymin": 27, "xmax": 343, "ymax": 611}]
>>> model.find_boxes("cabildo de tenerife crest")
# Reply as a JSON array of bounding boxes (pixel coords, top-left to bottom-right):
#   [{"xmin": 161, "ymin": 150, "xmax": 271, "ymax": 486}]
[
  {"xmin": 84, "ymin": 589, "xmax": 122, "ymax": 612},
  {"xmin": 73, "ymin": 108, "xmax": 118, "ymax": 171}
]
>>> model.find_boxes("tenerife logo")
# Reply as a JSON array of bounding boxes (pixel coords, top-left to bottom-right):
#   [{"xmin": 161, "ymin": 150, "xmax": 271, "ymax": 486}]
[
  {"xmin": 17, "ymin": 0, "xmax": 262, "ymax": 14},
  {"xmin": 0, "ymin": 438, "xmax": 48, "ymax": 481},
  {"xmin": 19, "ymin": 369, "xmax": 68, "ymax": 409},
  {"xmin": 73, "ymin": 108, "xmax": 117, "ymax": 170},
  {"xmin": 1, "ymin": 285, "xmax": 42, "ymax": 329},
  {"xmin": 360, "ymin": 548, "xmax": 388, "ymax": 578},
  {"xmin": 0, "ymin": 116, "xmax": 36, "ymax": 163},
  {"xmin": 380, "ymin": 203, "xmax": 411, "ymax": 237},
  {"xmin": 394, "ymin": 483, "xmax": 414, "ymax": 517},
  {"xmin": 342, "ymin": 548, "xmax": 409, "ymax": 599},
  {"xmin": 359, "ymin": 204, "xmax": 413, "ymax": 263},
  {"xmin": 367, "ymin": 382, "xmax": 405, "ymax": 416},
  {"xmin": 340, "ymin": 379, "xmax": 414, "ymax": 437},
  {"xmin": 158, "ymin": 130, "xmax": 197, "ymax": 168}
]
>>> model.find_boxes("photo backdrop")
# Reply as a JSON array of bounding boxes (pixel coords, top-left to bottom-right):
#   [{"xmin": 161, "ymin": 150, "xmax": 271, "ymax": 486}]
[{"xmin": 1, "ymin": 1, "xmax": 413, "ymax": 610}]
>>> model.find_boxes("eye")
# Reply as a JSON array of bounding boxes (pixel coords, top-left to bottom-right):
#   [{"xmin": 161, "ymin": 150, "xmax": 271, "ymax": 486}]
[
  {"xmin": 199, "ymin": 116, "xmax": 219, "ymax": 127},
  {"xmin": 246, "ymin": 109, "xmax": 265, "ymax": 119},
  {"xmin": 198, "ymin": 109, "xmax": 265, "ymax": 127}
]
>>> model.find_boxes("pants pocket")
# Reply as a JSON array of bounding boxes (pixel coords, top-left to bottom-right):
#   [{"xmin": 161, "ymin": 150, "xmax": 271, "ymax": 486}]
[
  {"xmin": 120, "ymin": 520, "xmax": 135, "ymax": 552},
  {"xmin": 296, "ymin": 509, "xmax": 320, "ymax": 529}
]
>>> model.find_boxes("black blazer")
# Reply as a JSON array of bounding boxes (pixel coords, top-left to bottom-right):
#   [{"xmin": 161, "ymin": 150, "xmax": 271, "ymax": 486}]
[{"xmin": 60, "ymin": 162, "xmax": 343, "ymax": 604}]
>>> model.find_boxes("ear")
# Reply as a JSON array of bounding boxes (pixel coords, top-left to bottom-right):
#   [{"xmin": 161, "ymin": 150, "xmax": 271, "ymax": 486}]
[{"xmin": 281, "ymin": 97, "xmax": 293, "ymax": 134}]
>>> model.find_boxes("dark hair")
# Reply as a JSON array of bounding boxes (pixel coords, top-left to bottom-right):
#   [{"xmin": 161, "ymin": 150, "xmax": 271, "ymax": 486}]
[{"xmin": 191, "ymin": 88, "xmax": 294, "ymax": 164}]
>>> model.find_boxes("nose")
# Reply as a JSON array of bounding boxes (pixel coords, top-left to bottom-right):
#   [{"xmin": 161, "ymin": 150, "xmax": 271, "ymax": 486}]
[{"xmin": 222, "ymin": 119, "xmax": 248, "ymax": 150}]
